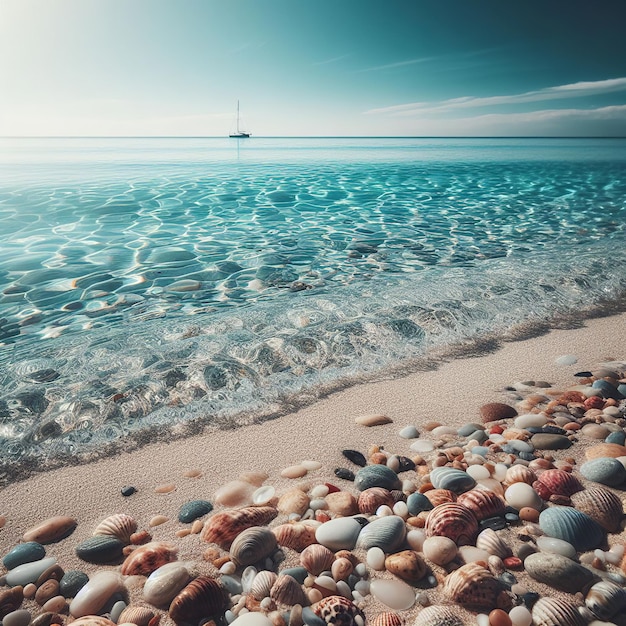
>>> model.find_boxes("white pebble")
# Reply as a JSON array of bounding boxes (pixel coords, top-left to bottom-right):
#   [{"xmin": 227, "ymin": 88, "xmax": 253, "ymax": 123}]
[
  {"xmin": 336, "ymin": 580, "xmax": 352, "ymax": 599},
  {"xmin": 465, "ymin": 464, "xmax": 490, "ymax": 480},
  {"xmin": 260, "ymin": 597, "xmax": 273, "ymax": 610},
  {"xmin": 509, "ymin": 605, "xmax": 532, "ymax": 626},
  {"xmin": 393, "ymin": 501, "xmax": 409, "ymax": 519},
  {"xmin": 402, "ymin": 479, "xmax": 416, "ymax": 494},
  {"xmin": 309, "ymin": 499, "xmax": 328, "ymax": 511},
  {"xmin": 310, "ymin": 484, "xmax": 330, "ymax": 498},
  {"xmin": 376, "ymin": 505, "xmax": 393, "ymax": 517},
  {"xmin": 410, "ymin": 440, "xmax": 434, "ymax": 453},
  {"xmin": 354, "ymin": 580, "xmax": 370, "ymax": 596},
  {"xmin": 354, "ymin": 563, "xmax": 367, "ymax": 578},
  {"xmin": 241, "ymin": 567, "xmax": 257, "ymax": 593},
  {"xmin": 399, "ymin": 425, "xmax": 419, "ymax": 439},
  {"xmin": 301, "ymin": 460, "xmax": 322, "ymax": 471},
  {"xmin": 555, "ymin": 354, "xmax": 578, "ymax": 366},
  {"xmin": 406, "ymin": 529, "xmax": 426, "ymax": 552},
  {"xmin": 431, "ymin": 426, "xmax": 457, "ymax": 437},
  {"xmin": 493, "ymin": 463, "xmax": 508, "ymax": 481},
  {"xmin": 386, "ymin": 456, "xmax": 400, "ymax": 472},
  {"xmin": 476, "ymin": 614, "xmax": 490, "ymax": 626},
  {"xmin": 594, "ymin": 549, "xmax": 606, "ymax": 562},
  {"xmin": 220, "ymin": 561, "xmax": 236, "ymax": 575},
  {"xmin": 367, "ymin": 547, "xmax": 386, "ymax": 570}
]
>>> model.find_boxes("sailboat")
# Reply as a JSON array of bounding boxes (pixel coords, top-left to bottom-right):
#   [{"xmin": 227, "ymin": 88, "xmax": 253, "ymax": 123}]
[{"xmin": 229, "ymin": 100, "xmax": 251, "ymax": 138}]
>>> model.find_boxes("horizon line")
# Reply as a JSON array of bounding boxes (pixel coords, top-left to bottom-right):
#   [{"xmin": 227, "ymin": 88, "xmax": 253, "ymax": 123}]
[{"xmin": 2, "ymin": 135, "xmax": 626, "ymax": 139}]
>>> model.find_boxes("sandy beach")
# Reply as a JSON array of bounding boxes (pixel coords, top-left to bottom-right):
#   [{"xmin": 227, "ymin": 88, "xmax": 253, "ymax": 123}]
[{"xmin": 2, "ymin": 311, "xmax": 626, "ymax": 626}]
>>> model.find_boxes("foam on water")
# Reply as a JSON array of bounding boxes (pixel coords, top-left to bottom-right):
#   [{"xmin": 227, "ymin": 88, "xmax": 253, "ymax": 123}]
[{"xmin": 1, "ymin": 137, "xmax": 625, "ymax": 482}]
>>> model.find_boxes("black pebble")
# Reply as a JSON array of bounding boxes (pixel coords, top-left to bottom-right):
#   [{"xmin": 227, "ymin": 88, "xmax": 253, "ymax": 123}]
[
  {"xmin": 396, "ymin": 455, "xmax": 415, "ymax": 472},
  {"xmin": 341, "ymin": 449, "xmax": 367, "ymax": 467},
  {"xmin": 334, "ymin": 468, "xmax": 355, "ymax": 481},
  {"xmin": 121, "ymin": 485, "xmax": 137, "ymax": 496},
  {"xmin": 574, "ymin": 371, "xmax": 593, "ymax": 377},
  {"xmin": 479, "ymin": 516, "xmax": 507, "ymax": 531},
  {"xmin": 498, "ymin": 572, "xmax": 517, "ymax": 588},
  {"xmin": 522, "ymin": 592, "xmax": 540, "ymax": 608}
]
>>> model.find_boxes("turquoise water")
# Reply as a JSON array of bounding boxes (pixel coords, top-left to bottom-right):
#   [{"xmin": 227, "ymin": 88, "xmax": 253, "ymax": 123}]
[{"xmin": 1, "ymin": 137, "xmax": 625, "ymax": 480}]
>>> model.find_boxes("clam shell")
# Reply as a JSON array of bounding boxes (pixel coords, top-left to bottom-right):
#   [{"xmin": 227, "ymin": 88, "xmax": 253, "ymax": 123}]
[
  {"xmin": 230, "ymin": 526, "xmax": 277, "ymax": 567},
  {"xmin": 272, "ymin": 522, "xmax": 319, "ymax": 551},
  {"xmin": 570, "ymin": 486, "xmax": 624, "ymax": 532},
  {"xmin": 169, "ymin": 576, "xmax": 228, "ymax": 625},
  {"xmin": 93, "ymin": 514, "xmax": 137, "ymax": 544},
  {"xmin": 535, "ymin": 469, "xmax": 583, "ymax": 497},
  {"xmin": 429, "ymin": 467, "xmax": 476, "ymax": 494},
  {"xmin": 117, "ymin": 607, "xmax": 155, "ymax": 626},
  {"xmin": 143, "ymin": 562, "xmax": 191, "ymax": 606},
  {"xmin": 531, "ymin": 597, "xmax": 586, "ymax": 626},
  {"xmin": 120, "ymin": 542, "xmax": 178, "ymax": 576},
  {"xmin": 475, "ymin": 528, "xmax": 512, "ymax": 559},
  {"xmin": 538, "ymin": 506, "xmax": 605, "ymax": 551},
  {"xmin": 414, "ymin": 606, "xmax": 463, "ymax": 626},
  {"xmin": 425, "ymin": 502, "xmax": 479, "ymax": 546},
  {"xmin": 356, "ymin": 515, "xmax": 406, "ymax": 552},
  {"xmin": 69, "ymin": 618, "xmax": 116, "ymax": 626},
  {"xmin": 357, "ymin": 487, "xmax": 395, "ymax": 514},
  {"xmin": 423, "ymin": 489, "xmax": 456, "ymax": 507},
  {"xmin": 353, "ymin": 465, "xmax": 402, "ymax": 492},
  {"xmin": 313, "ymin": 595, "xmax": 363, "ymax": 625},
  {"xmin": 277, "ymin": 488, "xmax": 310, "ymax": 516},
  {"xmin": 371, "ymin": 612, "xmax": 404, "ymax": 626},
  {"xmin": 269, "ymin": 574, "xmax": 307, "ymax": 607},
  {"xmin": 75, "ymin": 536, "xmax": 124, "ymax": 564},
  {"xmin": 442, "ymin": 562, "xmax": 503, "ymax": 611},
  {"xmin": 504, "ymin": 464, "xmax": 537, "ymax": 486},
  {"xmin": 201, "ymin": 506, "xmax": 278, "ymax": 547},
  {"xmin": 456, "ymin": 489, "xmax": 506, "ymax": 521},
  {"xmin": 250, "ymin": 570, "xmax": 277, "ymax": 600},
  {"xmin": 585, "ymin": 580, "xmax": 626, "ymax": 620},
  {"xmin": 384, "ymin": 550, "xmax": 427, "ymax": 583},
  {"xmin": 300, "ymin": 544, "xmax": 335, "ymax": 575}
]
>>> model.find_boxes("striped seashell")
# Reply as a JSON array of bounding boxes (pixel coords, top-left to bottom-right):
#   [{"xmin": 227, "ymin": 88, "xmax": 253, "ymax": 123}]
[
  {"xmin": 475, "ymin": 528, "xmax": 512, "ymax": 559},
  {"xmin": 585, "ymin": 443, "xmax": 626, "ymax": 460},
  {"xmin": 423, "ymin": 489, "xmax": 457, "ymax": 507},
  {"xmin": 230, "ymin": 526, "xmax": 277, "ymax": 567},
  {"xmin": 538, "ymin": 506, "xmax": 605, "ymax": 551},
  {"xmin": 357, "ymin": 487, "xmax": 395, "ymax": 514},
  {"xmin": 456, "ymin": 489, "xmax": 506, "ymax": 521},
  {"xmin": 425, "ymin": 502, "xmax": 479, "ymax": 546},
  {"xmin": 269, "ymin": 574, "xmax": 307, "ymax": 607},
  {"xmin": 277, "ymin": 488, "xmax": 310, "ymax": 517},
  {"xmin": 534, "ymin": 469, "xmax": 583, "ymax": 498},
  {"xmin": 570, "ymin": 486, "xmax": 624, "ymax": 532},
  {"xmin": 120, "ymin": 542, "xmax": 178, "ymax": 576},
  {"xmin": 93, "ymin": 514, "xmax": 138, "ymax": 544},
  {"xmin": 585, "ymin": 580, "xmax": 626, "ymax": 620},
  {"xmin": 371, "ymin": 612, "xmax": 404, "ymax": 626},
  {"xmin": 117, "ymin": 606, "xmax": 156, "ymax": 626},
  {"xmin": 313, "ymin": 595, "xmax": 363, "ymax": 625},
  {"xmin": 442, "ymin": 562, "xmax": 504, "ymax": 611},
  {"xmin": 531, "ymin": 597, "xmax": 586, "ymax": 626},
  {"xmin": 429, "ymin": 467, "xmax": 476, "ymax": 494},
  {"xmin": 504, "ymin": 464, "xmax": 537, "ymax": 486},
  {"xmin": 201, "ymin": 506, "xmax": 277, "ymax": 547},
  {"xmin": 414, "ymin": 605, "xmax": 464, "ymax": 626},
  {"xmin": 169, "ymin": 576, "xmax": 229, "ymax": 625},
  {"xmin": 69, "ymin": 618, "xmax": 117, "ymax": 626},
  {"xmin": 250, "ymin": 570, "xmax": 277, "ymax": 600},
  {"xmin": 300, "ymin": 544, "xmax": 335, "ymax": 575},
  {"xmin": 272, "ymin": 521, "xmax": 319, "ymax": 551}
]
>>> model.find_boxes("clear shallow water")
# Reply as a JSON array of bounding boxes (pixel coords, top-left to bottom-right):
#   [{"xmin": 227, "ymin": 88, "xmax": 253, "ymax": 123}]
[{"xmin": 1, "ymin": 137, "xmax": 625, "ymax": 481}]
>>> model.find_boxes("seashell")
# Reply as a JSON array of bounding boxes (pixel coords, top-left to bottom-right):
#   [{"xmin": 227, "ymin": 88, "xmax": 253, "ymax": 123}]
[
  {"xmin": 278, "ymin": 488, "xmax": 311, "ymax": 516},
  {"xmin": 230, "ymin": 526, "xmax": 277, "ymax": 567},
  {"xmin": 456, "ymin": 489, "xmax": 506, "ymax": 521},
  {"xmin": 384, "ymin": 550, "xmax": 427, "ymax": 583},
  {"xmin": 371, "ymin": 612, "xmax": 404, "ymax": 626},
  {"xmin": 585, "ymin": 442, "xmax": 626, "ymax": 459},
  {"xmin": 504, "ymin": 464, "xmax": 537, "ymax": 486},
  {"xmin": 300, "ymin": 544, "xmax": 335, "ymax": 575},
  {"xmin": 269, "ymin": 574, "xmax": 307, "ymax": 607},
  {"xmin": 406, "ymin": 492, "xmax": 434, "ymax": 516},
  {"xmin": 356, "ymin": 515, "xmax": 406, "ymax": 552},
  {"xmin": 423, "ymin": 489, "xmax": 457, "ymax": 507},
  {"xmin": 75, "ymin": 536, "xmax": 124, "ymax": 564},
  {"xmin": 414, "ymin": 605, "xmax": 464, "ymax": 626},
  {"xmin": 201, "ymin": 506, "xmax": 278, "ymax": 547},
  {"xmin": 429, "ymin": 467, "xmax": 476, "ymax": 494},
  {"xmin": 69, "ymin": 571, "xmax": 124, "ymax": 618},
  {"xmin": 120, "ymin": 542, "xmax": 178, "ymax": 576},
  {"xmin": 93, "ymin": 514, "xmax": 137, "ymax": 544},
  {"xmin": 425, "ymin": 502, "xmax": 479, "ymax": 546},
  {"xmin": 475, "ymin": 528, "xmax": 512, "ymax": 559},
  {"xmin": 117, "ymin": 607, "xmax": 156, "ymax": 626},
  {"xmin": 534, "ymin": 469, "xmax": 583, "ymax": 498},
  {"xmin": 0, "ymin": 587, "xmax": 24, "ymax": 619},
  {"xmin": 178, "ymin": 500, "xmax": 213, "ymax": 524},
  {"xmin": 538, "ymin": 506, "xmax": 605, "ymax": 551},
  {"xmin": 272, "ymin": 522, "xmax": 319, "ymax": 551},
  {"xmin": 313, "ymin": 595, "xmax": 363, "ymax": 625},
  {"xmin": 353, "ymin": 465, "xmax": 402, "ymax": 492},
  {"xmin": 357, "ymin": 487, "xmax": 395, "ymax": 514},
  {"xmin": 69, "ymin": 617, "xmax": 117, "ymax": 626},
  {"xmin": 524, "ymin": 552, "xmax": 597, "ymax": 594},
  {"xmin": 585, "ymin": 580, "xmax": 626, "ymax": 620},
  {"xmin": 59, "ymin": 570, "xmax": 89, "ymax": 598},
  {"xmin": 250, "ymin": 570, "xmax": 278, "ymax": 600},
  {"xmin": 442, "ymin": 562, "xmax": 504, "ymax": 611},
  {"xmin": 531, "ymin": 597, "xmax": 586, "ymax": 626},
  {"xmin": 23, "ymin": 516, "xmax": 78, "ymax": 544},
  {"xmin": 143, "ymin": 562, "xmax": 191, "ymax": 606},
  {"xmin": 570, "ymin": 486, "xmax": 624, "ymax": 532},
  {"xmin": 2, "ymin": 542, "xmax": 46, "ymax": 570},
  {"xmin": 331, "ymin": 557, "xmax": 353, "ymax": 581},
  {"xmin": 169, "ymin": 576, "xmax": 229, "ymax": 625}
]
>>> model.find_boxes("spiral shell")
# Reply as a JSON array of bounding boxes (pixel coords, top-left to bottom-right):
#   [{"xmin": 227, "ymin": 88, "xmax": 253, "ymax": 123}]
[
  {"xmin": 424, "ymin": 489, "xmax": 457, "ymax": 507},
  {"xmin": 250, "ymin": 570, "xmax": 278, "ymax": 600},
  {"xmin": 475, "ymin": 528, "xmax": 512, "ymax": 559},
  {"xmin": 230, "ymin": 526, "xmax": 277, "ymax": 567},
  {"xmin": 538, "ymin": 506, "xmax": 605, "ymax": 551},
  {"xmin": 371, "ymin": 612, "xmax": 404, "ymax": 626},
  {"xmin": 201, "ymin": 506, "xmax": 278, "ymax": 547},
  {"xmin": 442, "ymin": 562, "xmax": 504, "ymax": 611},
  {"xmin": 570, "ymin": 486, "xmax": 624, "ymax": 532},
  {"xmin": 272, "ymin": 521, "xmax": 319, "ymax": 551},
  {"xmin": 300, "ymin": 544, "xmax": 335, "ymax": 575},
  {"xmin": 531, "ymin": 597, "xmax": 586, "ymax": 626},
  {"xmin": 93, "ymin": 514, "xmax": 138, "ymax": 544},
  {"xmin": 534, "ymin": 469, "xmax": 583, "ymax": 498},
  {"xmin": 269, "ymin": 574, "xmax": 307, "ymax": 607},
  {"xmin": 169, "ymin": 576, "xmax": 228, "ymax": 625},
  {"xmin": 357, "ymin": 487, "xmax": 395, "ymax": 514},
  {"xmin": 585, "ymin": 580, "xmax": 626, "ymax": 620},
  {"xmin": 504, "ymin": 464, "xmax": 537, "ymax": 486},
  {"xmin": 313, "ymin": 595, "xmax": 363, "ymax": 626},
  {"xmin": 120, "ymin": 542, "xmax": 178, "ymax": 576},
  {"xmin": 414, "ymin": 606, "xmax": 463, "ymax": 626},
  {"xmin": 425, "ymin": 502, "xmax": 479, "ymax": 546},
  {"xmin": 117, "ymin": 607, "xmax": 156, "ymax": 626},
  {"xmin": 456, "ymin": 489, "xmax": 506, "ymax": 521},
  {"xmin": 429, "ymin": 467, "xmax": 476, "ymax": 494}
]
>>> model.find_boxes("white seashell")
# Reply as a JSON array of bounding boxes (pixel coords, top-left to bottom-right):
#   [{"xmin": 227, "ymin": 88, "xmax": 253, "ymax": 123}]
[
  {"xmin": 252, "ymin": 485, "xmax": 276, "ymax": 505},
  {"xmin": 585, "ymin": 580, "xmax": 626, "ymax": 620},
  {"xmin": 143, "ymin": 562, "xmax": 191, "ymax": 606},
  {"xmin": 414, "ymin": 605, "xmax": 464, "ymax": 626},
  {"xmin": 70, "ymin": 572, "xmax": 125, "ymax": 618},
  {"xmin": 93, "ymin": 513, "xmax": 138, "ymax": 544},
  {"xmin": 475, "ymin": 528, "xmax": 512, "ymax": 559},
  {"xmin": 531, "ymin": 597, "xmax": 586, "ymax": 626},
  {"xmin": 251, "ymin": 570, "xmax": 277, "ymax": 601}
]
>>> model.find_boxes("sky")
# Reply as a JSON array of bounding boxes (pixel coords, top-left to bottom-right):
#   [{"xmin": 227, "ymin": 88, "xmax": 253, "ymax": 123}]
[{"xmin": 1, "ymin": 0, "xmax": 626, "ymax": 137}]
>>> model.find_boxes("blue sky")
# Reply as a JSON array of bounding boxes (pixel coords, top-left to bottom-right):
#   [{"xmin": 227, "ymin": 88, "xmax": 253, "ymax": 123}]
[{"xmin": 1, "ymin": 0, "xmax": 626, "ymax": 136}]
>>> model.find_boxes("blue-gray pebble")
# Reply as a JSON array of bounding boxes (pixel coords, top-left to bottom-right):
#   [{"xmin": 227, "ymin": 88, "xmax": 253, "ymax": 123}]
[
  {"xmin": 2, "ymin": 542, "xmax": 45, "ymax": 570},
  {"xmin": 178, "ymin": 499, "xmax": 213, "ymax": 523},
  {"xmin": 580, "ymin": 457, "xmax": 626, "ymax": 487}
]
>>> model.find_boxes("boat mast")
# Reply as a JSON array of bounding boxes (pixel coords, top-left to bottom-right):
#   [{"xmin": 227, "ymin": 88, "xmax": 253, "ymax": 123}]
[{"xmin": 236, "ymin": 100, "xmax": 240, "ymax": 134}]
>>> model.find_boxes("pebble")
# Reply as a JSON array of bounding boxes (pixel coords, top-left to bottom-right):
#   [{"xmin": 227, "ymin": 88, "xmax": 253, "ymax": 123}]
[
  {"xmin": 22, "ymin": 517, "xmax": 77, "ymax": 544},
  {"xmin": 354, "ymin": 414, "xmax": 393, "ymax": 426},
  {"xmin": 409, "ymin": 440, "xmax": 435, "ymax": 453},
  {"xmin": 75, "ymin": 536, "xmax": 124, "ymax": 564},
  {"xmin": 342, "ymin": 450, "xmax": 367, "ymax": 466},
  {"xmin": 214, "ymin": 480, "xmax": 255, "ymax": 506},
  {"xmin": 149, "ymin": 515, "xmax": 169, "ymax": 527},
  {"xmin": 315, "ymin": 518, "xmax": 362, "ymax": 551},
  {"xmin": 334, "ymin": 468, "xmax": 355, "ymax": 481},
  {"xmin": 59, "ymin": 570, "xmax": 89, "ymax": 598},
  {"xmin": 399, "ymin": 425, "xmax": 419, "ymax": 438},
  {"xmin": 535, "ymin": 536, "xmax": 577, "ymax": 559},
  {"xmin": 281, "ymin": 465, "xmax": 308, "ymax": 479},
  {"xmin": 508, "ymin": 605, "xmax": 532, "ymax": 626},
  {"xmin": 422, "ymin": 536, "xmax": 457, "ymax": 565},
  {"xmin": 480, "ymin": 402, "xmax": 517, "ymax": 422},
  {"xmin": 523, "ymin": 552, "xmax": 596, "ymax": 593},
  {"xmin": 154, "ymin": 484, "xmax": 176, "ymax": 494},
  {"xmin": 120, "ymin": 485, "xmax": 136, "ymax": 496},
  {"xmin": 6, "ymin": 558, "xmax": 57, "ymax": 586},
  {"xmin": 3, "ymin": 609, "xmax": 32, "ymax": 626},
  {"xmin": 3, "ymin": 542, "xmax": 46, "ymax": 570},
  {"xmin": 69, "ymin": 571, "xmax": 124, "ymax": 617},
  {"xmin": 555, "ymin": 354, "xmax": 578, "ymax": 366},
  {"xmin": 178, "ymin": 499, "xmax": 213, "ymax": 523},
  {"xmin": 580, "ymin": 457, "xmax": 626, "ymax": 486},
  {"xmin": 370, "ymin": 578, "xmax": 416, "ymax": 610},
  {"xmin": 529, "ymin": 433, "xmax": 572, "ymax": 449},
  {"xmin": 504, "ymin": 482, "xmax": 543, "ymax": 511}
]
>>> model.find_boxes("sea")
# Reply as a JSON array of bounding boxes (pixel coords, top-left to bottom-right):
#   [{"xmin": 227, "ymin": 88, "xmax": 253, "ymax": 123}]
[{"xmin": 1, "ymin": 137, "xmax": 625, "ymax": 483}]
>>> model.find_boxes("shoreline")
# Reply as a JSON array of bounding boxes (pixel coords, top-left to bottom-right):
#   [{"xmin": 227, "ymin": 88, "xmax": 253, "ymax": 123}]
[{"xmin": 1, "ymin": 312, "xmax": 626, "ymax": 625}]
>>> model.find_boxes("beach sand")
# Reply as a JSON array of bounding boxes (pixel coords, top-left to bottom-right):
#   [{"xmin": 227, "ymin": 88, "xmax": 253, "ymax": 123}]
[{"xmin": 2, "ymin": 312, "xmax": 626, "ymax": 625}]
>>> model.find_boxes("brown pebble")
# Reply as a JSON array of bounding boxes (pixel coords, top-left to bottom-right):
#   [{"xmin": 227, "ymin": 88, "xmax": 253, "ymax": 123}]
[
  {"xmin": 239, "ymin": 471, "xmax": 269, "ymax": 486},
  {"xmin": 175, "ymin": 529, "xmax": 191, "ymax": 538},
  {"xmin": 35, "ymin": 579, "xmax": 59, "ymax": 605},
  {"xmin": 281, "ymin": 465, "xmax": 308, "ymax": 479},
  {"xmin": 36, "ymin": 564, "xmax": 64, "ymax": 586},
  {"xmin": 41, "ymin": 596, "xmax": 66, "ymax": 614},
  {"xmin": 423, "ymin": 421, "xmax": 441, "ymax": 431},
  {"xmin": 183, "ymin": 469, "xmax": 202, "ymax": 478},
  {"xmin": 149, "ymin": 515, "xmax": 169, "ymax": 527},
  {"xmin": 480, "ymin": 402, "xmax": 517, "ymax": 422},
  {"xmin": 354, "ymin": 413, "xmax": 393, "ymax": 426},
  {"xmin": 519, "ymin": 507, "xmax": 540, "ymax": 523},
  {"xmin": 213, "ymin": 556, "xmax": 231, "ymax": 568},
  {"xmin": 23, "ymin": 516, "xmax": 77, "ymax": 544},
  {"xmin": 154, "ymin": 484, "xmax": 176, "ymax": 494},
  {"xmin": 191, "ymin": 520, "xmax": 204, "ymax": 534},
  {"xmin": 23, "ymin": 584, "xmax": 37, "ymax": 599},
  {"xmin": 370, "ymin": 453, "xmax": 387, "ymax": 465},
  {"xmin": 489, "ymin": 608, "xmax": 512, "ymax": 626}
]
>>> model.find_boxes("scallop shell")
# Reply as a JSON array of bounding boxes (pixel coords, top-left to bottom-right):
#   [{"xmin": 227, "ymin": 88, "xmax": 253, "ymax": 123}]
[
  {"xmin": 69, "ymin": 618, "xmax": 117, "ymax": 626},
  {"xmin": 475, "ymin": 528, "xmax": 512, "ymax": 559},
  {"xmin": 93, "ymin": 514, "xmax": 138, "ymax": 544},
  {"xmin": 371, "ymin": 612, "xmax": 404, "ymax": 626},
  {"xmin": 531, "ymin": 597, "xmax": 586, "ymax": 626},
  {"xmin": 442, "ymin": 562, "xmax": 504, "ymax": 611},
  {"xmin": 585, "ymin": 443, "xmax": 626, "ymax": 459},
  {"xmin": 229, "ymin": 526, "xmax": 277, "ymax": 567},
  {"xmin": 277, "ymin": 488, "xmax": 310, "ymax": 516},
  {"xmin": 272, "ymin": 521, "xmax": 319, "ymax": 551},
  {"xmin": 117, "ymin": 607, "xmax": 156, "ymax": 626},
  {"xmin": 538, "ymin": 506, "xmax": 605, "ymax": 551},
  {"xmin": 424, "ymin": 489, "xmax": 457, "ymax": 507},
  {"xmin": 269, "ymin": 574, "xmax": 307, "ymax": 607},
  {"xmin": 250, "ymin": 570, "xmax": 278, "ymax": 600},
  {"xmin": 429, "ymin": 467, "xmax": 476, "ymax": 494},
  {"xmin": 120, "ymin": 542, "xmax": 178, "ymax": 576},
  {"xmin": 201, "ymin": 506, "xmax": 278, "ymax": 547},
  {"xmin": 169, "ymin": 576, "xmax": 229, "ymax": 625},
  {"xmin": 456, "ymin": 489, "xmax": 506, "ymax": 521},
  {"xmin": 425, "ymin": 502, "xmax": 479, "ymax": 546},
  {"xmin": 585, "ymin": 580, "xmax": 626, "ymax": 620},
  {"xmin": 570, "ymin": 486, "xmax": 624, "ymax": 532},
  {"xmin": 504, "ymin": 464, "xmax": 537, "ymax": 486},
  {"xmin": 313, "ymin": 595, "xmax": 363, "ymax": 626},
  {"xmin": 300, "ymin": 544, "xmax": 335, "ymax": 575},
  {"xmin": 414, "ymin": 606, "xmax": 464, "ymax": 626},
  {"xmin": 357, "ymin": 487, "xmax": 395, "ymax": 514},
  {"xmin": 534, "ymin": 469, "xmax": 583, "ymax": 498}
]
